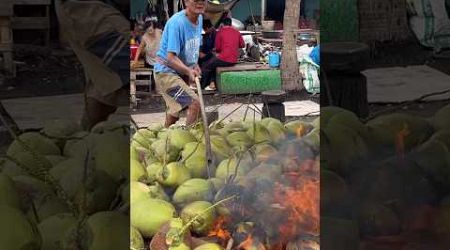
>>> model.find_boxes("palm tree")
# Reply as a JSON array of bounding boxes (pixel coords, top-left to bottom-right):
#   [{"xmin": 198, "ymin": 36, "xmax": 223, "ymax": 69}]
[{"xmin": 280, "ymin": 0, "xmax": 302, "ymax": 91}]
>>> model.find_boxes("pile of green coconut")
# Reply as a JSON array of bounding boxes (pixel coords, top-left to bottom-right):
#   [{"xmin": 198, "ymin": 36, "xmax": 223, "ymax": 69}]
[
  {"xmin": 321, "ymin": 104, "xmax": 450, "ymax": 249},
  {"xmin": 130, "ymin": 117, "xmax": 320, "ymax": 250},
  {"xmin": 0, "ymin": 120, "xmax": 130, "ymax": 249}
]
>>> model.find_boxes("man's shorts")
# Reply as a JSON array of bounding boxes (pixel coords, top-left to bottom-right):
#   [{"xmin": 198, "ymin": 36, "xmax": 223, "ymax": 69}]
[
  {"xmin": 154, "ymin": 73, "xmax": 199, "ymax": 117},
  {"xmin": 86, "ymin": 31, "xmax": 129, "ymax": 106}
]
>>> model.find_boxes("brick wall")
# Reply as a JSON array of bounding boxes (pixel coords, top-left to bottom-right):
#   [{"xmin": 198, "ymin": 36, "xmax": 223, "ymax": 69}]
[{"xmin": 358, "ymin": 0, "xmax": 413, "ymax": 43}]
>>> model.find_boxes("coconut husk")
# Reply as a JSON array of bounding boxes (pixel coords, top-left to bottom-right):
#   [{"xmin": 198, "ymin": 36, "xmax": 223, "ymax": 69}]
[{"xmin": 150, "ymin": 222, "xmax": 193, "ymax": 250}]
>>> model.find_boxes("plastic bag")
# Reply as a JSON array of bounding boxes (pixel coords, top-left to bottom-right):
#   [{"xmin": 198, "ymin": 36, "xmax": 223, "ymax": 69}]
[{"xmin": 299, "ymin": 56, "xmax": 320, "ymax": 94}]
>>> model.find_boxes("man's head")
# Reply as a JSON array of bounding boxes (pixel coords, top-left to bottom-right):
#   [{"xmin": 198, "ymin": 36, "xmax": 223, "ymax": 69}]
[
  {"xmin": 185, "ymin": 0, "xmax": 207, "ymax": 16},
  {"xmin": 222, "ymin": 17, "xmax": 232, "ymax": 26}
]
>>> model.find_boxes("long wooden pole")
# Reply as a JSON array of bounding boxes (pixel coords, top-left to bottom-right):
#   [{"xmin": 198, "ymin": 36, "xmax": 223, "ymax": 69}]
[{"xmin": 195, "ymin": 77, "xmax": 213, "ymax": 178}]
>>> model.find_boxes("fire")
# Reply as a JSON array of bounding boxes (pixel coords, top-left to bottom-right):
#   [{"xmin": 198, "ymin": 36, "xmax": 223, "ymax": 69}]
[
  {"xmin": 395, "ymin": 123, "xmax": 410, "ymax": 162},
  {"xmin": 296, "ymin": 124, "xmax": 306, "ymax": 138},
  {"xmin": 207, "ymin": 216, "xmax": 231, "ymax": 241},
  {"xmin": 273, "ymin": 171, "xmax": 320, "ymax": 241},
  {"xmin": 237, "ymin": 234, "xmax": 266, "ymax": 250}
]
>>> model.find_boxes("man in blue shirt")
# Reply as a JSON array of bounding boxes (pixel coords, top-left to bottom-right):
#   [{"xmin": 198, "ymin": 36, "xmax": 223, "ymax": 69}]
[{"xmin": 154, "ymin": 0, "xmax": 205, "ymax": 127}]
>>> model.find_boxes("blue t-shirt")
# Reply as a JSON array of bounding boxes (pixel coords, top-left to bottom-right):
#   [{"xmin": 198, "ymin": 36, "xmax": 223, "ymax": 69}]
[
  {"xmin": 154, "ymin": 10, "xmax": 203, "ymax": 74},
  {"xmin": 309, "ymin": 45, "xmax": 320, "ymax": 65}
]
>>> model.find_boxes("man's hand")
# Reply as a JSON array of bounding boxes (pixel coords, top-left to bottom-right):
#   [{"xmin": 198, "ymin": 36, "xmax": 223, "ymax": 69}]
[
  {"xmin": 188, "ymin": 66, "xmax": 201, "ymax": 86},
  {"xmin": 193, "ymin": 64, "xmax": 201, "ymax": 76}
]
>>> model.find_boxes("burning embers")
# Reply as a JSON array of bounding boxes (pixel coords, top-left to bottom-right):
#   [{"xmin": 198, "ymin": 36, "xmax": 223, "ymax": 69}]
[{"xmin": 207, "ymin": 158, "xmax": 320, "ymax": 249}]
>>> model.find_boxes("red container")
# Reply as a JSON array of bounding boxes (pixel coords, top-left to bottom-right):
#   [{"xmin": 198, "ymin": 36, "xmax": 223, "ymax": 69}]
[{"xmin": 130, "ymin": 44, "xmax": 138, "ymax": 60}]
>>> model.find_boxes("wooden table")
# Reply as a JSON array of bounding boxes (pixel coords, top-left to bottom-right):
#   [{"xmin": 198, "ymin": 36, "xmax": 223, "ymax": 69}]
[
  {"xmin": 130, "ymin": 66, "xmax": 153, "ymax": 108},
  {"xmin": 12, "ymin": 0, "xmax": 51, "ymax": 46}
]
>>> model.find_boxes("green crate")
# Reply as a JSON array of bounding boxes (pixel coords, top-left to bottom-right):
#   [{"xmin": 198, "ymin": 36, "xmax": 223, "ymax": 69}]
[{"xmin": 217, "ymin": 70, "xmax": 282, "ymax": 94}]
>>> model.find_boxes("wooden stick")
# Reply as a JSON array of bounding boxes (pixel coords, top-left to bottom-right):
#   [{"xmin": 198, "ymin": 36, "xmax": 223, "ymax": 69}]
[{"xmin": 195, "ymin": 77, "xmax": 213, "ymax": 178}]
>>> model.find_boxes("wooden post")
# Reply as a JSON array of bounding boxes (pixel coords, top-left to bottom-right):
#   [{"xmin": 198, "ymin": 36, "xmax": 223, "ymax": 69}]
[
  {"xmin": 280, "ymin": 0, "xmax": 302, "ymax": 91},
  {"xmin": 261, "ymin": 0, "xmax": 266, "ymax": 22}
]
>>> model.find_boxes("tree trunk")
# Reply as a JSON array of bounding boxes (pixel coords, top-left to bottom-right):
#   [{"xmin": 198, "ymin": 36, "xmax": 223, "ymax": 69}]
[{"xmin": 281, "ymin": 0, "xmax": 302, "ymax": 91}]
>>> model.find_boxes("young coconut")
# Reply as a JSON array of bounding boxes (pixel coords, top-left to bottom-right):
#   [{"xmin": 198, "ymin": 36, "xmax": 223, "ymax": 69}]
[
  {"xmin": 0, "ymin": 173, "xmax": 21, "ymax": 209},
  {"xmin": 215, "ymin": 157, "xmax": 252, "ymax": 180},
  {"xmin": 226, "ymin": 131, "xmax": 252, "ymax": 149},
  {"xmin": 130, "ymin": 159, "xmax": 148, "ymax": 182},
  {"xmin": 132, "ymin": 128, "xmax": 156, "ymax": 149},
  {"xmin": 284, "ymin": 120, "xmax": 313, "ymax": 137},
  {"xmin": 156, "ymin": 162, "xmax": 191, "ymax": 188},
  {"xmin": 194, "ymin": 243, "xmax": 223, "ymax": 250},
  {"xmin": 431, "ymin": 104, "xmax": 450, "ymax": 131},
  {"xmin": 38, "ymin": 213, "xmax": 76, "ymax": 250},
  {"xmin": 181, "ymin": 201, "xmax": 216, "ymax": 235},
  {"xmin": 130, "ymin": 226, "xmax": 145, "ymax": 250},
  {"xmin": 246, "ymin": 123, "xmax": 271, "ymax": 144},
  {"xmin": 206, "ymin": 135, "xmax": 232, "ymax": 162},
  {"xmin": 146, "ymin": 161, "xmax": 163, "ymax": 182},
  {"xmin": 151, "ymin": 139, "xmax": 180, "ymax": 163},
  {"xmin": 172, "ymin": 178, "xmax": 214, "ymax": 207},
  {"xmin": 169, "ymin": 129, "xmax": 196, "ymax": 150},
  {"xmin": 181, "ymin": 142, "xmax": 207, "ymax": 178},
  {"xmin": 0, "ymin": 205, "xmax": 42, "ymax": 249},
  {"xmin": 131, "ymin": 198, "xmax": 176, "ymax": 238},
  {"xmin": 253, "ymin": 143, "xmax": 278, "ymax": 162}
]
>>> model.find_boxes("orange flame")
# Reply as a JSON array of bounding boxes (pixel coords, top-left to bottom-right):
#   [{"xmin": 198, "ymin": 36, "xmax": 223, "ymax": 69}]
[
  {"xmin": 395, "ymin": 124, "xmax": 410, "ymax": 162},
  {"xmin": 207, "ymin": 216, "xmax": 231, "ymax": 241},
  {"xmin": 273, "ymin": 169, "xmax": 320, "ymax": 241},
  {"xmin": 296, "ymin": 124, "xmax": 306, "ymax": 138},
  {"xmin": 238, "ymin": 234, "xmax": 266, "ymax": 250}
]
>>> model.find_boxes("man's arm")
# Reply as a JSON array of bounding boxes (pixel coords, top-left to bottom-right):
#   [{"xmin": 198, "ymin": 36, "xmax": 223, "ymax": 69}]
[{"xmin": 167, "ymin": 52, "xmax": 199, "ymax": 84}]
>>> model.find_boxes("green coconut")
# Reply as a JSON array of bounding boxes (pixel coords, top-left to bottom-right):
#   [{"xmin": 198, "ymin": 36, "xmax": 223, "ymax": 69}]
[
  {"xmin": 77, "ymin": 211, "xmax": 129, "ymax": 250},
  {"xmin": 2, "ymin": 154, "xmax": 67, "ymax": 178},
  {"xmin": 131, "ymin": 159, "xmax": 147, "ymax": 182},
  {"xmin": 12, "ymin": 175, "xmax": 53, "ymax": 210},
  {"xmin": 322, "ymin": 123, "xmax": 368, "ymax": 176},
  {"xmin": 253, "ymin": 143, "xmax": 278, "ymax": 162},
  {"xmin": 0, "ymin": 173, "xmax": 21, "ymax": 209},
  {"xmin": 151, "ymin": 139, "xmax": 180, "ymax": 163},
  {"xmin": 156, "ymin": 162, "xmax": 191, "ymax": 187},
  {"xmin": 7, "ymin": 132, "xmax": 61, "ymax": 158},
  {"xmin": 284, "ymin": 120, "xmax": 313, "ymax": 137},
  {"xmin": 194, "ymin": 243, "xmax": 223, "ymax": 250},
  {"xmin": 28, "ymin": 195, "xmax": 70, "ymax": 223},
  {"xmin": 366, "ymin": 113, "xmax": 433, "ymax": 152},
  {"xmin": 130, "ymin": 226, "xmax": 145, "ymax": 250},
  {"xmin": 0, "ymin": 205, "xmax": 42, "ymax": 249},
  {"xmin": 128, "ymin": 181, "xmax": 167, "ymax": 205},
  {"xmin": 311, "ymin": 116, "xmax": 320, "ymax": 129},
  {"xmin": 131, "ymin": 198, "xmax": 176, "ymax": 237},
  {"xmin": 181, "ymin": 142, "xmax": 207, "ymax": 178},
  {"xmin": 132, "ymin": 129, "xmax": 156, "ymax": 149},
  {"xmin": 321, "ymin": 217, "xmax": 359, "ymax": 250},
  {"xmin": 321, "ymin": 170, "xmax": 352, "ymax": 218},
  {"xmin": 429, "ymin": 130, "xmax": 450, "ymax": 149},
  {"xmin": 42, "ymin": 119, "xmax": 81, "ymax": 138},
  {"xmin": 321, "ymin": 106, "xmax": 351, "ymax": 127},
  {"xmin": 412, "ymin": 138, "xmax": 450, "ymax": 191},
  {"xmin": 357, "ymin": 201, "xmax": 401, "ymax": 237},
  {"xmin": 62, "ymin": 131, "xmax": 90, "ymax": 157},
  {"xmin": 172, "ymin": 178, "xmax": 214, "ymax": 206},
  {"xmin": 147, "ymin": 161, "xmax": 163, "ymax": 182},
  {"xmin": 215, "ymin": 157, "xmax": 252, "ymax": 180},
  {"xmin": 226, "ymin": 131, "xmax": 253, "ymax": 149},
  {"xmin": 208, "ymin": 135, "xmax": 232, "ymax": 161},
  {"xmin": 169, "ymin": 129, "xmax": 196, "ymax": 149},
  {"xmin": 208, "ymin": 178, "xmax": 225, "ymax": 192},
  {"xmin": 92, "ymin": 129, "xmax": 130, "ymax": 181},
  {"xmin": 38, "ymin": 213, "xmax": 76, "ymax": 250},
  {"xmin": 223, "ymin": 121, "xmax": 246, "ymax": 132},
  {"xmin": 181, "ymin": 201, "xmax": 216, "ymax": 235},
  {"xmin": 432, "ymin": 104, "xmax": 450, "ymax": 131},
  {"xmin": 302, "ymin": 128, "xmax": 320, "ymax": 150},
  {"xmin": 246, "ymin": 123, "xmax": 271, "ymax": 144},
  {"xmin": 259, "ymin": 118, "xmax": 286, "ymax": 143},
  {"xmin": 144, "ymin": 149, "xmax": 159, "ymax": 166},
  {"xmin": 327, "ymin": 110, "xmax": 369, "ymax": 139}
]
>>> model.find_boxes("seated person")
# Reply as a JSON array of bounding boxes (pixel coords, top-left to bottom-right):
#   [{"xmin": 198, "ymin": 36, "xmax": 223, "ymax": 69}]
[
  {"xmin": 198, "ymin": 19, "xmax": 216, "ymax": 67},
  {"xmin": 200, "ymin": 17, "xmax": 244, "ymax": 90}
]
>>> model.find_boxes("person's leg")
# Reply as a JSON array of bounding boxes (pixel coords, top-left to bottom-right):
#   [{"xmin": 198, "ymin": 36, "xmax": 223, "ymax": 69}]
[
  {"xmin": 200, "ymin": 56, "xmax": 222, "ymax": 89},
  {"xmin": 210, "ymin": 60, "xmax": 235, "ymax": 85},
  {"xmin": 185, "ymin": 100, "xmax": 200, "ymax": 126},
  {"xmin": 165, "ymin": 113, "xmax": 180, "ymax": 128}
]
